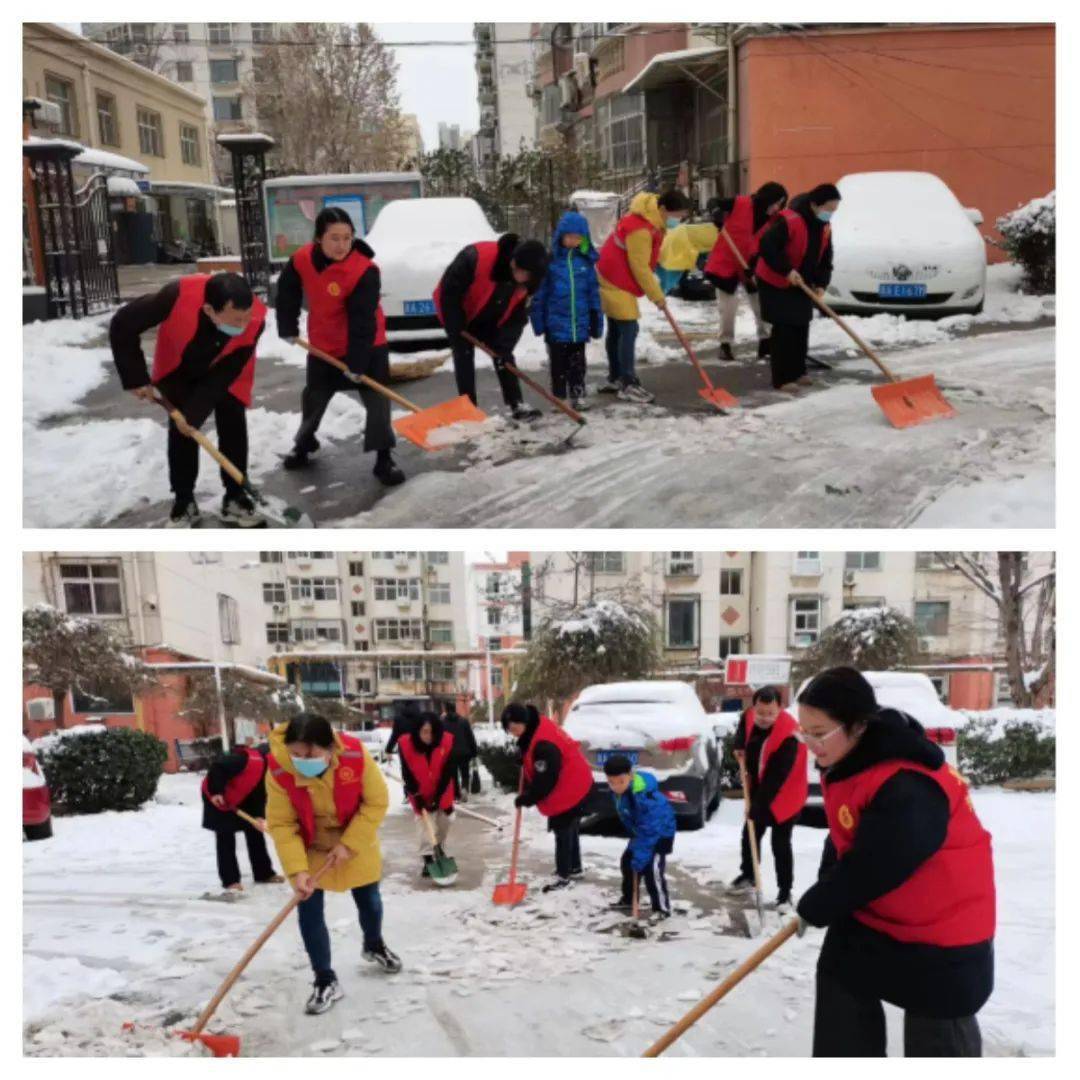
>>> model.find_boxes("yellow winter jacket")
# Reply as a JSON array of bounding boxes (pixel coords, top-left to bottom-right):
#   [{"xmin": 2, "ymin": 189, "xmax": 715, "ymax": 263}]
[
  {"xmin": 660, "ymin": 222, "xmax": 719, "ymax": 272},
  {"xmin": 265, "ymin": 723, "xmax": 389, "ymax": 891},
  {"xmin": 599, "ymin": 192, "xmax": 668, "ymax": 321}
]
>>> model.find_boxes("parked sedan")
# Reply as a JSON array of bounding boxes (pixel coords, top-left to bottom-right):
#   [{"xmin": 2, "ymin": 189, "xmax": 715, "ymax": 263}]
[
  {"xmin": 827, "ymin": 171, "xmax": 987, "ymax": 317},
  {"xmin": 23, "ymin": 736, "xmax": 52, "ymax": 841},
  {"xmin": 564, "ymin": 681, "xmax": 724, "ymax": 831}
]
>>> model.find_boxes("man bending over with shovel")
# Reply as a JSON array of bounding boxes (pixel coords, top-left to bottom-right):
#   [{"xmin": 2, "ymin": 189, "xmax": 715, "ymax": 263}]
[
  {"xmin": 110, "ymin": 271, "xmax": 267, "ymax": 528},
  {"xmin": 434, "ymin": 234, "xmax": 550, "ymax": 421}
]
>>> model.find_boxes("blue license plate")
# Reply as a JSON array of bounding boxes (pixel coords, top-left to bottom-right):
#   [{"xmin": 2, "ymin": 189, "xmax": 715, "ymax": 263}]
[
  {"xmin": 595, "ymin": 749, "xmax": 639, "ymax": 767},
  {"xmin": 403, "ymin": 299, "xmax": 436, "ymax": 316},
  {"xmin": 878, "ymin": 283, "xmax": 927, "ymax": 299}
]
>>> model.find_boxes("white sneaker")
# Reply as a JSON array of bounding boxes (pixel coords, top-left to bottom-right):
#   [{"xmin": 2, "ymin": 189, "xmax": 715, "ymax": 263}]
[
  {"xmin": 221, "ymin": 494, "xmax": 265, "ymax": 528},
  {"xmin": 596, "ymin": 380, "xmax": 620, "ymax": 395},
  {"xmin": 570, "ymin": 397, "xmax": 591, "ymax": 412},
  {"xmin": 166, "ymin": 497, "xmax": 202, "ymax": 528}
]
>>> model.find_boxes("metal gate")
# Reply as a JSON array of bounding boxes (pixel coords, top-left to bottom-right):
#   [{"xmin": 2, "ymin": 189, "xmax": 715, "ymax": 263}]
[{"xmin": 72, "ymin": 173, "xmax": 120, "ymax": 314}]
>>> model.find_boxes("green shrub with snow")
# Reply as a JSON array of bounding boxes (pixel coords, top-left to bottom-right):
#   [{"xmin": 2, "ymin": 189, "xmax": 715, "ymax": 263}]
[
  {"xmin": 477, "ymin": 739, "xmax": 523, "ymax": 793},
  {"xmin": 997, "ymin": 191, "xmax": 1055, "ymax": 293},
  {"xmin": 793, "ymin": 606, "xmax": 919, "ymax": 684},
  {"xmin": 958, "ymin": 710, "xmax": 1055, "ymax": 786}
]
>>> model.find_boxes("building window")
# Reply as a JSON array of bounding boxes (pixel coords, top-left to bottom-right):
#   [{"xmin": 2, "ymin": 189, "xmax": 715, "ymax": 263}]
[
  {"xmin": 373, "ymin": 618, "xmax": 424, "ymax": 643},
  {"xmin": 378, "ymin": 659, "xmax": 424, "ymax": 681},
  {"xmin": 209, "ymin": 59, "xmax": 239, "ymax": 85},
  {"xmin": 289, "ymin": 577, "xmax": 339, "ymax": 602},
  {"xmin": 718, "ymin": 635, "xmax": 743, "ymax": 659},
  {"xmin": 174, "ymin": 60, "xmax": 194, "ymax": 82},
  {"xmin": 218, "ymin": 594, "xmax": 240, "ymax": 645},
  {"xmin": 427, "ymin": 552, "xmax": 449, "ymax": 565},
  {"xmin": 172, "ymin": 24, "xmax": 190, "ymax": 43},
  {"xmin": 791, "ymin": 597, "xmax": 822, "ymax": 647},
  {"xmin": 373, "ymin": 577, "xmax": 420, "ymax": 602},
  {"xmin": 208, "ymin": 23, "xmax": 233, "ymax": 45},
  {"xmin": 351, "ymin": 601, "xmax": 366, "ymax": 617},
  {"xmin": 429, "ymin": 621, "xmax": 454, "ymax": 645},
  {"xmin": 356, "ymin": 676, "xmax": 372, "ymax": 694},
  {"xmin": 487, "ymin": 606, "xmax": 502, "ymax": 627},
  {"xmin": 844, "ymin": 597, "xmax": 885, "ymax": 610},
  {"xmin": 792, "ymin": 551, "xmax": 822, "ymax": 576},
  {"xmin": 136, "ymin": 107, "xmax": 164, "ymax": 157},
  {"xmin": 588, "ymin": 552, "xmax": 624, "ymax": 574},
  {"xmin": 915, "ymin": 552, "xmax": 945, "ymax": 570},
  {"xmin": 287, "ymin": 552, "xmax": 311, "ymax": 559},
  {"xmin": 96, "ymin": 92, "xmax": 119, "ymax": 147},
  {"xmin": 353, "ymin": 640, "xmax": 369, "ymax": 652},
  {"xmin": 266, "ymin": 622, "xmax": 289, "ymax": 644},
  {"xmin": 251, "ymin": 23, "xmax": 274, "ymax": 43},
  {"xmin": 914, "ymin": 601, "xmax": 950, "ymax": 637},
  {"xmin": 667, "ymin": 552, "xmax": 698, "ymax": 576},
  {"xmin": 598, "ymin": 91, "xmax": 644, "ymax": 172},
  {"xmin": 720, "ymin": 569, "xmax": 743, "ymax": 596},
  {"xmin": 292, "ymin": 620, "xmax": 343, "ymax": 644},
  {"xmin": 72, "ymin": 686, "xmax": 134, "ymax": 714},
  {"xmin": 58, "ymin": 561, "xmax": 123, "ymax": 616},
  {"xmin": 212, "ymin": 97, "xmax": 244, "ymax": 122},
  {"xmin": 428, "ymin": 582, "xmax": 451, "ymax": 605},
  {"xmin": 263, "ymin": 581, "xmax": 286, "ymax": 604},
  {"xmin": 348, "ymin": 561, "xmax": 364, "ymax": 577},
  {"xmin": 180, "ymin": 123, "xmax": 201, "ymax": 165},
  {"xmin": 429, "ymin": 660, "xmax": 455, "ymax": 681},
  {"xmin": 666, "ymin": 597, "xmax": 699, "ymax": 649},
  {"xmin": 260, "ymin": 551, "xmax": 283, "ymax": 563},
  {"xmin": 491, "ymin": 666, "xmax": 504, "ymax": 690},
  {"xmin": 845, "ymin": 552, "xmax": 881, "ymax": 571},
  {"xmin": 45, "ymin": 74, "xmax": 77, "ymax": 136}
]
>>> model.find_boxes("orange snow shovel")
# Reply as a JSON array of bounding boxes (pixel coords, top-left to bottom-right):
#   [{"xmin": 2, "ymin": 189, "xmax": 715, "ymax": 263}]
[
  {"xmin": 297, "ymin": 338, "xmax": 488, "ymax": 451},
  {"xmin": 642, "ymin": 919, "xmax": 801, "ymax": 1056},
  {"xmin": 663, "ymin": 305, "xmax": 739, "ymax": 412},
  {"xmin": 492, "ymin": 771, "xmax": 528, "ymax": 906},
  {"xmin": 180, "ymin": 861, "xmax": 332, "ymax": 1056},
  {"xmin": 795, "ymin": 283, "xmax": 956, "ymax": 429}
]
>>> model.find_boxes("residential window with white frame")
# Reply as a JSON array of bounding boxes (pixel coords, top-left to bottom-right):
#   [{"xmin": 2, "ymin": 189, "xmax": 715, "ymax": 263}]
[
  {"xmin": 136, "ymin": 107, "xmax": 164, "ymax": 156},
  {"xmin": 791, "ymin": 596, "xmax": 822, "ymax": 647},
  {"xmin": 667, "ymin": 552, "xmax": 698, "ymax": 576},
  {"xmin": 292, "ymin": 620, "xmax": 343, "ymax": 644},
  {"xmin": 251, "ymin": 23, "xmax": 274, "ymax": 43},
  {"xmin": 353, "ymin": 640, "xmax": 369, "ymax": 652},
  {"xmin": 589, "ymin": 552, "xmax": 624, "ymax": 574},
  {"xmin": 209, "ymin": 59, "xmax": 239, "ymax": 85},
  {"xmin": 58, "ymin": 561, "xmax": 123, "ymax": 616},
  {"xmin": 266, "ymin": 622, "xmax": 289, "ymax": 644},
  {"xmin": 263, "ymin": 581, "xmax": 286, "ymax": 604},
  {"xmin": 428, "ymin": 582, "xmax": 451, "ymax": 605},
  {"xmin": 718, "ymin": 635, "xmax": 743, "ymax": 659},
  {"xmin": 720, "ymin": 568, "xmax": 743, "ymax": 596},
  {"xmin": 487, "ymin": 607, "xmax": 502, "ymax": 627},
  {"xmin": 180, "ymin": 123, "xmax": 201, "ymax": 165},
  {"xmin": 218, "ymin": 594, "xmax": 240, "ymax": 645},
  {"xmin": 172, "ymin": 24, "xmax": 190, "ymax": 43},
  {"xmin": 845, "ymin": 551, "xmax": 881, "ymax": 571},
  {"xmin": 45, "ymin": 74, "xmax": 77, "ymax": 136},
  {"xmin": 260, "ymin": 551, "xmax": 283, "ymax": 563},
  {"xmin": 378, "ymin": 659, "xmax": 424, "ymax": 681},
  {"xmin": 208, "ymin": 23, "xmax": 232, "ymax": 44},
  {"xmin": 96, "ymin": 92, "xmax": 119, "ymax": 147},
  {"xmin": 491, "ymin": 666, "xmax": 504, "ymax": 689},
  {"xmin": 914, "ymin": 601, "xmax": 950, "ymax": 637},
  {"xmin": 373, "ymin": 577, "xmax": 420, "ymax": 601},
  {"xmin": 350, "ymin": 601, "xmax": 366, "ymax": 617},
  {"xmin": 428, "ymin": 660, "xmax": 455, "ymax": 682},
  {"xmin": 212, "ymin": 97, "xmax": 243, "ymax": 122},
  {"xmin": 427, "ymin": 552, "xmax": 449, "ymax": 564},
  {"xmin": 373, "ymin": 618, "xmax": 424, "ymax": 643},
  {"xmin": 792, "ymin": 551, "xmax": 822, "ymax": 576},
  {"xmin": 356, "ymin": 676, "xmax": 372, "ymax": 694},
  {"xmin": 348, "ymin": 561, "xmax": 364, "ymax": 577},
  {"xmin": 666, "ymin": 597, "xmax": 699, "ymax": 649},
  {"xmin": 174, "ymin": 61, "xmax": 194, "ymax": 82},
  {"xmin": 429, "ymin": 621, "xmax": 454, "ymax": 645}
]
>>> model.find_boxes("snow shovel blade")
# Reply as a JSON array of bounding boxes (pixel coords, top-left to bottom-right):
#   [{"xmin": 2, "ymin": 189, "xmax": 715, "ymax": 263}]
[
  {"xmin": 179, "ymin": 1031, "xmax": 241, "ymax": 1057},
  {"xmin": 698, "ymin": 385, "xmax": 738, "ymax": 410},
  {"xmin": 242, "ymin": 485, "xmax": 314, "ymax": 529},
  {"xmin": 871, "ymin": 375, "xmax": 956, "ymax": 429},
  {"xmin": 620, "ymin": 919, "xmax": 650, "ymax": 940},
  {"xmin": 392, "ymin": 395, "xmax": 489, "ymax": 451},
  {"xmin": 492, "ymin": 881, "xmax": 527, "ymax": 906},
  {"xmin": 428, "ymin": 847, "xmax": 458, "ymax": 886}
]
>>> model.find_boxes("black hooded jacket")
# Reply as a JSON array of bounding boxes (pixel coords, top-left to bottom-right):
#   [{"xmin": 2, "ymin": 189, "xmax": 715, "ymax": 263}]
[
  {"xmin": 398, "ymin": 714, "xmax": 457, "ymax": 810},
  {"xmin": 200, "ymin": 743, "xmax": 270, "ymax": 832},
  {"xmin": 384, "ymin": 701, "xmax": 421, "ymax": 756},
  {"xmin": 799, "ymin": 709, "xmax": 994, "ymax": 1018},
  {"xmin": 756, "ymin": 193, "xmax": 835, "ymax": 326},
  {"xmin": 442, "ymin": 708, "xmax": 479, "ymax": 763}
]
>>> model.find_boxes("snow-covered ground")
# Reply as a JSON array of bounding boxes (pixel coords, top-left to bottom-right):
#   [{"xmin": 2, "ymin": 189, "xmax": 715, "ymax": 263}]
[{"xmin": 23, "ymin": 772, "xmax": 1053, "ymax": 1057}]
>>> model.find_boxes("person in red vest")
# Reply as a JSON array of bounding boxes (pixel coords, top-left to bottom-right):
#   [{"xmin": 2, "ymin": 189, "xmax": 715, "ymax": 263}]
[
  {"xmin": 704, "ymin": 182, "xmax": 788, "ymax": 361},
  {"xmin": 595, "ymin": 189, "xmax": 691, "ymax": 402},
  {"xmin": 266, "ymin": 712, "xmax": 401, "ymax": 1016},
  {"xmin": 110, "ymin": 271, "xmax": 267, "ymax": 527},
  {"xmin": 755, "ymin": 183, "xmax": 840, "ymax": 393},
  {"xmin": 276, "ymin": 207, "xmax": 404, "ymax": 486},
  {"xmin": 398, "ymin": 711, "xmax": 458, "ymax": 878},
  {"xmin": 728, "ymin": 685, "xmax": 808, "ymax": 910},
  {"xmin": 200, "ymin": 739, "xmax": 283, "ymax": 895},
  {"xmin": 795, "ymin": 667, "xmax": 995, "ymax": 1057},
  {"xmin": 434, "ymin": 233, "xmax": 550, "ymax": 420},
  {"xmin": 501, "ymin": 702, "xmax": 594, "ymax": 892}
]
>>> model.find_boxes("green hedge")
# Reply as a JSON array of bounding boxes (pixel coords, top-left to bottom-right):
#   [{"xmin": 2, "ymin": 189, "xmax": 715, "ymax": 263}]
[
  {"xmin": 37, "ymin": 727, "xmax": 168, "ymax": 815},
  {"xmin": 477, "ymin": 740, "xmax": 522, "ymax": 793},
  {"xmin": 958, "ymin": 717, "xmax": 1055, "ymax": 787},
  {"xmin": 997, "ymin": 192, "xmax": 1055, "ymax": 294}
]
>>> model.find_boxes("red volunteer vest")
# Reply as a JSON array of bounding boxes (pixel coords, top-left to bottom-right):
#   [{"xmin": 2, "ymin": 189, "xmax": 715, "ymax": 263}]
[
  {"xmin": 151, "ymin": 274, "xmax": 265, "ymax": 406},
  {"xmin": 742, "ymin": 709, "xmax": 808, "ymax": 825},
  {"xmin": 755, "ymin": 209, "xmax": 831, "ymax": 289},
  {"xmin": 597, "ymin": 212, "xmax": 664, "ymax": 297},
  {"xmin": 201, "ymin": 746, "xmax": 265, "ymax": 811},
  {"xmin": 268, "ymin": 732, "xmax": 367, "ymax": 848},
  {"xmin": 433, "ymin": 241, "xmax": 528, "ymax": 329},
  {"xmin": 823, "ymin": 758, "xmax": 996, "ymax": 946},
  {"xmin": 522, "ymin": 716, "xmax": 594, "ymax": 818},
  {"xmin": 398, "ymin": 731, "xmax": 455, "ymax": 814},
  {"xmin": 291, "ymin": 242, "xmax": 387, "ymax": 358},
  {"xmin": 705, "ymin": 195, "xmax": 769, "ymax": 279}
]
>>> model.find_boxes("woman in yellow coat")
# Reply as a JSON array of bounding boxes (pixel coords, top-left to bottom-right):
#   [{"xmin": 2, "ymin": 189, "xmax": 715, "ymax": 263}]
[{"xmin": 266, "ymin": 713, "xmax": 401, "ymax": 1016}]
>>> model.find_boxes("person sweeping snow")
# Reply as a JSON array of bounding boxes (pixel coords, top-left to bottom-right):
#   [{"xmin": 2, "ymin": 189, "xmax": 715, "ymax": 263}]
[
  {"xmin": 529, "ymin": 210, "xmax": 604, "ymax": 411},
  {"xmin": 266, "ymin": 712, "xmax": 402, "ymax": 1016},
  {"xmin": 109, "ymin": 271, "xmax": 268, "ymax": 528},
  {"xmin": 397, "ymin": 712, "xmax": 458, "ymax": 879},
  {"xmin": 276, "ymin": 207, "xmax": 405, "ymax": 487},
  {"xmin": 201, "ymin": 739, "xmax": 283, "ymax": 896},
  {"xmin": 603, "ymin": 755, "xmax": 677, "ymax": 919},
  {"xmin": 703, "ymin": 182, "xmax": 788, "ymax": 361},
  {"xmin": 501, "ymin": 702, "xmax": 594, "ymax": 892},
  {"xmin": 727, "ymin": 686, "xmax": 807, "ymax": 910},
  {"xmin": 433, "ymin": 233, "xmax": 550, "ymax": 421},
  {"xmin": 794, "ymin": 667, "xmax": 995, "ymax": 1057}
]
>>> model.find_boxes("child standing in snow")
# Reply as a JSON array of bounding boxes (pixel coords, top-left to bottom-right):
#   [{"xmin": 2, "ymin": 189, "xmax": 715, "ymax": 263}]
[
  {"xmin": 397, "ymin": 712, "xmax": 458, "ymax": 879},
  {"xmin": 603, "ymin": 755, "xmax": 677, "ymax": 918},
  {"xmin": 530, "ymin": 210, "xmax": 604, "ymax": 410}
]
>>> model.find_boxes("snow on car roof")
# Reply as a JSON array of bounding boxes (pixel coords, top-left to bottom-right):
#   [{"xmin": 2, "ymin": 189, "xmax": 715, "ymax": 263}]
[
  {"xmin": 367, "ymin": 197, "xmax": 495, "ymax": 240},
  {"xmin": 793, "ymin": 670, "xmax": 963, "ymax": 729},
  {"xmin": 574, "ymin": 680, "xmax": 704, "ymax": 708},
  {"xmin": 566, "ymin": 681, "xmax": 713, "ymax": 744},
  {"xmin": 837, "ymin": 172, "xmax": 970, "ymax": 226}
]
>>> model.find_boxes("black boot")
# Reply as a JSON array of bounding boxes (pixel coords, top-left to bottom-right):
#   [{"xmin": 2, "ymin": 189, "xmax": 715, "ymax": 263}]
[
  {"xmin": 283, "ymin": 447, "xmax": 312, "ymax": 470},
  {"xmin": 422, "ymin": 854, "xmax": 434, "ymax": 878},
  {"xmin": 511, "ymin": 403, "xmax": 542, "ymax": 421},
  {"xmin": 758, "ymin": 337, "xmax": 771, "ymax": 359},
  {"xmin": 719, "ymin": 343, "xmax": 735, "ymax": 362},
  {"xmin": 373, "ymin": 449, "xmax": 405, "ymax": 486}
]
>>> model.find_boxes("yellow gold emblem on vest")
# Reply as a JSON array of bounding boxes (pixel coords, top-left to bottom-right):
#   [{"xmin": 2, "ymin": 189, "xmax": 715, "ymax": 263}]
[
  {"xmin": 838, "ymin": 804, "xmax": 854, "ymax": 830},
  {"xmin": 338, "ymin": 767, "xmax": 354, "ymax": 782},
  {"xmin": 327, "ymin": 282, "xmax": 341, "ymax": 297}
]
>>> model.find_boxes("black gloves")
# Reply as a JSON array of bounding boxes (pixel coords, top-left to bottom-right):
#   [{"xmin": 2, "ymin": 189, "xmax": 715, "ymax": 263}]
[
  {"xmin": 494, "ymin": 352, "xmax": 512, "ymax": 372},
  {"xmin": 514, "ymin": 794, "xmax": 527, "ymax": 809}
]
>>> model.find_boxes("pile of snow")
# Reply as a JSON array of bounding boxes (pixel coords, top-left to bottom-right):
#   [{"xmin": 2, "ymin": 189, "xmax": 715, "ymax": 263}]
[
  {"xmin": 959, "ymin": 707, "xmax": 1055, "ymax": 739},
  {"xmin": 23, "ymin": 957, "xmax": 127, "ymax": 1025},
  {"xmin": 32, "ymin": 723, "xmax": 108, "ymax": 754},
  {"xmin": 998, "ymin": 191, "xmax": 1055, "ymax": 237},
  {"xmin": 23, "ymin": 316, "xmax": 113, "ymax": 424},
  {"xmin": 911, "ymin": 467, "xmax": 1054, "ymax": 528}
]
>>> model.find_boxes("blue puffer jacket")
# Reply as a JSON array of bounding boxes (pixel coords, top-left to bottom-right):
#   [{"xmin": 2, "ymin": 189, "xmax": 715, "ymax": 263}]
[
  {"xmin": 530, "ymin": 210, "xmax": 604, "ymax": 344},
  {"xmin": 613, "ymin": 770, "xmax": 677, "ymax": 873}
]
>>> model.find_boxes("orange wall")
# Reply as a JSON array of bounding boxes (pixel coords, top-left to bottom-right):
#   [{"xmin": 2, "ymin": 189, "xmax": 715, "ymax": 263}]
[
  {"xmin": 738, "ymin": 25, "xmax": 1054, "ymax": 256},
  {"xmin": 594, "ymin": 25, "xmax": 688, "ymax": 100}
]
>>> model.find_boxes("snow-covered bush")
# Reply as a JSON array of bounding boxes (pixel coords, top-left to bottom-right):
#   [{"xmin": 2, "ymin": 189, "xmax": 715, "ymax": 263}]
[
  {"xmin": 477, "ymin": 741, "xmax": 522, "ymax": 793},
  {"xmin": 958, "ymin": 713, "xmax": 1055, "ymax": 787},
  {"xmin": 37, "ymin": 727, "xmax": 168, "ymax": 815},
  {"xmin": 997, "ymin": 192, "xmax": 1055, "ymax": 293},
  {"xmin": 794, "ymin": 606, "xmax": 919, "ymax": 683}
]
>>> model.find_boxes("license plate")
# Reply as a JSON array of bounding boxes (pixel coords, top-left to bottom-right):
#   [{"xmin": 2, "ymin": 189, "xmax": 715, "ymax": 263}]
[
  {"xmin": 595, "ymin": 749, "xmax": 639, "ymax": 767},
  {"xmin": 878, "ymin": 283, "xmax": 927, "ymax": 299},
  {"xmin": 403, "ymin": 299, "xmax": 436, "ymax": 316}
]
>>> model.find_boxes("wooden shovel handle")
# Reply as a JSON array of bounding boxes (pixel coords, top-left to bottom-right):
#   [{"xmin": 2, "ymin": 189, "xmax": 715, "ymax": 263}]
[
  {"xmin": 234, "ymin": 808, "xmax": 267, "ymax": 833},
  {"xmin": 152, "ymin": 393, "xmax": 246, "ymax": 485},
  {"xmin": 738, "ymin": 757, "xmax": 763, "ymax": 896},
  {"xmin": 420, "ymin": 806, "xmax": 440, "ymax": 846},
  {"xmin": 297, "ymin": 338, "xmax": 424, "ymax": 414},
  {"xmin": 793, "ymin": 282, "xmax": 899, "ymax": 383},
  {"xmin": 642, "ymin": 920, "xmax": 800, "ymax": 1056},
  {"xmin": 663, "ymin": 305, "xmax": 716, "ymax": 392},
  {"xmin": 507, "ymin": 768, "xmax": 525, "ymax": 886},
  {"xmin": 189, "ymin": 860, "xmax": 333, "ymax": 1036}
]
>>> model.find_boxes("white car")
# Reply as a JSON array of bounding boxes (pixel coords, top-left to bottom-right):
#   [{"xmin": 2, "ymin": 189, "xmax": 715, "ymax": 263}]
[
  {"xmin": 365, "ymin": 196, "xmax": 499, "ymax": 343},
  {"xmin": 827, "ymin": 171, "xmax": 987, "ymax": 316}
]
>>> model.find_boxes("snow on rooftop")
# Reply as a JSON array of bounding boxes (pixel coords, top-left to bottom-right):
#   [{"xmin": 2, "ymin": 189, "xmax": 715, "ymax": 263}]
[
  {"xmin": 265, "ymin": 172, "xmax": 421, "ymax": 188},
  {"xmin": 106, "ymin": 176, "xmax": 141, "ymax": 197},
  {"xmin": 216, "ymin": 131, "xmax": 275, "ymax": 144}
]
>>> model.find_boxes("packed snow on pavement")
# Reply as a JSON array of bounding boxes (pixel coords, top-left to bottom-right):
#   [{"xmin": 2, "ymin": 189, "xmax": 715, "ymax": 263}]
[{"xmin": 23, "ymin": 771, "xmax": 1053, "ymax": 1057}]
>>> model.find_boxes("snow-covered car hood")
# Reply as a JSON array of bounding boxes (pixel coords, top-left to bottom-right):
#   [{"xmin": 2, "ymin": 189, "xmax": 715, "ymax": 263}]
[
  {"xmin": 566, "ymin": 681, "xmax": 712, "ymax": 746},
  {"xmin": 792, "ymin": 671, "xmax": 965, "ymax": 730}
]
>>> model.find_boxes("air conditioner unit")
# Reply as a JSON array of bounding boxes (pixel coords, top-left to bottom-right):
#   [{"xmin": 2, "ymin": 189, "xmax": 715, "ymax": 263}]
[
  {"xmin": 25, "ymin": 698, "xmax": 55, "ymax": 722},
  {"xmin": 396, "ymin": 599, "xmax": 412, "ymax": 611},
  {"xmin": 558, "ymin": 72, "xmax": 580, "ymax": 110},
  {"xmin": 300, "ymin": 601, "xmax": 315, "ymax": 610},
  {"xmin": 843, "ymin": 571, "xmax": 856, "ymax": 586},
  {"xmin": 272, "ymin": 604, "xmax": 285, "ymax": 614},
  {"xmin": 918, "ymin": 637, "xmax": 934, "ymax": 653}
]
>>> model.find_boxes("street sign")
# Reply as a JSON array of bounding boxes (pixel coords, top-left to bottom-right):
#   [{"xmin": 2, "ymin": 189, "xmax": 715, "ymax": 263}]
[{"xmin": 724, "ymin": 655, "xmax": 792, "ymax": 687}]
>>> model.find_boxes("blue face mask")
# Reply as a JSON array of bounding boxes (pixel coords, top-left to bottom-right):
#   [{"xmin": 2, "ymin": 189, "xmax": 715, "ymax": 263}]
[
  {"xmin": 666, "ymin": 217, "xmax": 682, "ymax": 230},
  {"xmin": 292, "ymin": 755, "xmax": 329, "ymax": 778},
  {"xmin": 216, "ymin": 322, "xmax": 246, "ymax": 337},
  {"xmin": 816, "ymin": 209, "xmax": 834, "ymax": 223}
]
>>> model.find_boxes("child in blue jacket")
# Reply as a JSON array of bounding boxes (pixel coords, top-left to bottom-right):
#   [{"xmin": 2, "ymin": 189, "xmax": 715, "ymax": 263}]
[
  {"xmin": 530, "ymin": 210, "xmax": 604, "ymax": 410},
  {"xmin": 604, "ymin": 754, "xmax": 677, "ymax": 918}
]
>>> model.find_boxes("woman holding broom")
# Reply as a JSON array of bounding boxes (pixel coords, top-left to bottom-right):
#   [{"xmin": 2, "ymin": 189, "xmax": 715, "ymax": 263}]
[{"xmin": 266, "ymin": 712, "xmax": 402, "ymax": 1016}]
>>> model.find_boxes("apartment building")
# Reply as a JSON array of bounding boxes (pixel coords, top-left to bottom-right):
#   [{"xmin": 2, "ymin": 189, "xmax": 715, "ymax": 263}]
[
  {"xmin": 473, "ymin": 23, "xmax": 535, "ymax": 178},
  {"xmin": 465, "ymin": 552, "xmax": 530, "ymax": 705}
]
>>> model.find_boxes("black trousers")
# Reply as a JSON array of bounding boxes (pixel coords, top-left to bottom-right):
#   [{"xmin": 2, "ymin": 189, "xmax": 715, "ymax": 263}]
[
  {"xmin": 455, "ymin": 760, "xmax": 472, "ymax": 795},
  {"xmin": 292, "ymin": 350, "xmax": 395, "ymax": 454},
  {"xmin": 620, "ymin": 846, "xmax": 672, "ymax": 914},
  {"xmin": 451, "ymin": 341, "xmax": 523, "ymax": 408},
  {"xmin": 813, "ymin": 970, "xmax": 982, "ymax": 1057},
  {"xmin": 769, "ymin": 323, "xmax": 810, "ymax": 389},
  {"xmin": 547, "ymin": 341, "xmax": 587, "ymax": 399},
  {"xmin": 740, "ymin": 818, "xmax": 794, "ymax": 893},
  {"xmin": 167, "ymin": 393, "xmax": 247, "ymax": 501},
  {"xmin": 214, "ymin": 822, "xmax": 276, "ymax": 888},
  {"xmin": 551, "ymin": 812, "xmax": 583, "ymax": 879}
]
